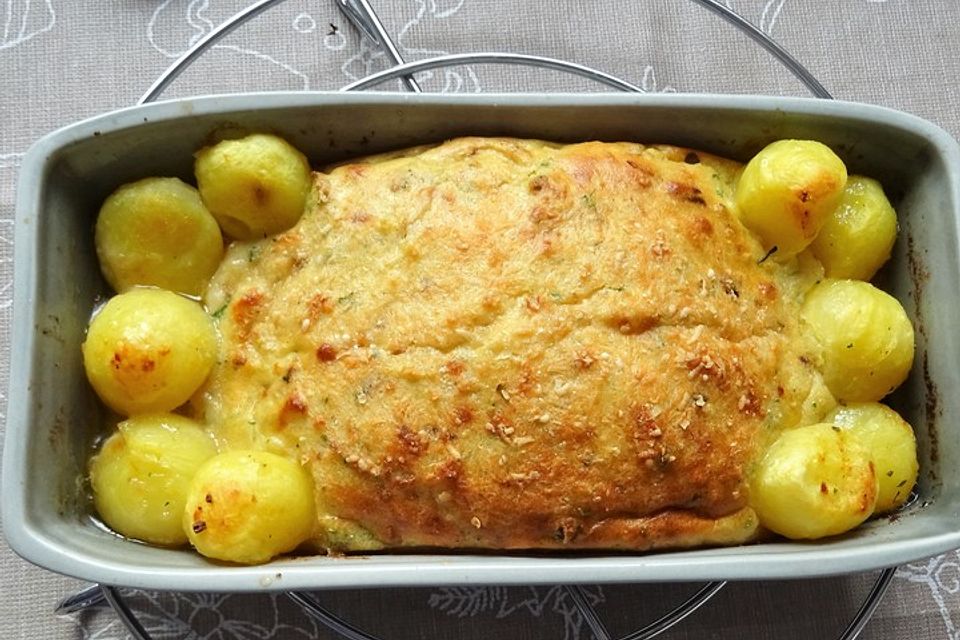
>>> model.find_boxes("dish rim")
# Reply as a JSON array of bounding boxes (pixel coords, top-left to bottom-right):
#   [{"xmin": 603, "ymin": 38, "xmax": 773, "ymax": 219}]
[{"xmin": 5, "ymin": 91, "xmax": 960, "ymax": 591}]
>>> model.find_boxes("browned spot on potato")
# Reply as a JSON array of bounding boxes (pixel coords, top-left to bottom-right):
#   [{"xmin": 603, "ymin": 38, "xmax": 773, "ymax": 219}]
[
  {"xmin": 860, "ymin": 462, "xmax": 878, "ymax": 512},
  {"xmin": 109, "ymin": 343, "xmax": 163, "ymax": 378}
]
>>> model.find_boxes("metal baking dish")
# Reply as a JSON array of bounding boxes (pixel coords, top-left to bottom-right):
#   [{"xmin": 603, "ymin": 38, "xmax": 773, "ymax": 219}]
[{"xmin": 4, "ymin": 92, "xmax": 959, "ymax": 591}]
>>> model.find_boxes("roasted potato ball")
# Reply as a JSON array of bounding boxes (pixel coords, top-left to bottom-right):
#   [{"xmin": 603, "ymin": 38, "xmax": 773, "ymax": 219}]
[
  {"xmin": 735, "ymin": 140, "xmax": 847, "ymax": 258},
  {"xmin": 89, "ymin": 414, "xmax": 217, "ymax": 545},
  {"xmin": 810, "ymin": 176, "xmax": 898, "ymax": 280},
  {"xmin": 751, "ymin": 423, "xmax": 878, "ymax": 539},
  {"xmin": 183, "ymin": 450, "xmax": 316, "ymax": 564},
  {"xmin": 827, "ymin": 403, "xmax": 918, "ymax": 512},
  {"xmin": 194, "ymin": 134, "xmax": 311, "ymax": 240},
  {"xmin": 801, "ymin": 279, "xmax": 914, "ymax": 402},
  {"xmin": 82, "ymin": 288, "xmax": 218, "ymax": 415},
  {"xmin": 95, "ymin": 177, "xmax": 224, "ymax": 296}
]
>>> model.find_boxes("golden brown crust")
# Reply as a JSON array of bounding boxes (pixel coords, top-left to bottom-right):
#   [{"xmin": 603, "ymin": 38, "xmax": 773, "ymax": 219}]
[{"xmin": 199, "ymin": 137, "xmax": 824, "ymax": 552}]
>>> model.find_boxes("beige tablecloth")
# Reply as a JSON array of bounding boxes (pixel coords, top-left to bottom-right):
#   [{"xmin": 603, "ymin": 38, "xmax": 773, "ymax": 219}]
[{"xmin": 2, "ymin": 1, "xmax": 959, "ymax": 638}]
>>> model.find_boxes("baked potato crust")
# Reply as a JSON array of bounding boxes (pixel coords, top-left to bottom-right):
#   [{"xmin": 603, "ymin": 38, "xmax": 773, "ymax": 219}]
[{"xmin": 199, "ymin": 137, "xmax": 824, "ymax": 552}]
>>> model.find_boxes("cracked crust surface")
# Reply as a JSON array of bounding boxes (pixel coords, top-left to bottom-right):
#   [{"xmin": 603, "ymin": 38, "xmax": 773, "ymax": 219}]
[{"xmin": 199, "ymin": 137, "xmax": 827, "ymax": 552}]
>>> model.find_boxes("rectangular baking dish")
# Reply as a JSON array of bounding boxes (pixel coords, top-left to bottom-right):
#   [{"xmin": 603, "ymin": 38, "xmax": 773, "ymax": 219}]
[{"xmin": 4, "ymin": 92, "xmax": 960, "ymax": 591}]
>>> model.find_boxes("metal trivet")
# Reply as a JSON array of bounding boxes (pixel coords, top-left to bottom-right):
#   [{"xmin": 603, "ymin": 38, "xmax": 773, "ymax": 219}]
[{"xmin": 56, "ymin": 1, "xmax": 895, "ymax": 638}]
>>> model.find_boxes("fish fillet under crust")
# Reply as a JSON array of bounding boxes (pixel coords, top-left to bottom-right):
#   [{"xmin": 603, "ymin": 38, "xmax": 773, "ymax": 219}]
[{"xmin": 200, "ymin": 137, "xmax": 830, "ymax": 553}]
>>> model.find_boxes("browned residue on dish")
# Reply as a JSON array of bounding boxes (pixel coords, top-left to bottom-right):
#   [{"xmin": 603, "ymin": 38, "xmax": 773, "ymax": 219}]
[{"xmin": 906, "ymin": 232, "xmax": 939, "ymax": 470}]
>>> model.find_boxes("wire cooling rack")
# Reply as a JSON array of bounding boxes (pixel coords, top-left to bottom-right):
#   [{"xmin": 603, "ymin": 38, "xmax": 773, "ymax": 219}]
[{"xmin": 56, "ymin": 1, "xmax": 897, "ymax": 638}]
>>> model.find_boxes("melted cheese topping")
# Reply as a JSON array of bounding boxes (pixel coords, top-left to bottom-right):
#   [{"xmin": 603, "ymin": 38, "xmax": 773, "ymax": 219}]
[{"xmin": 197, "ymin": 138, "xmax": 830, "ymax": 552}]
